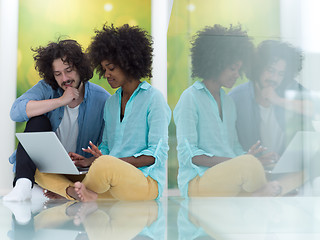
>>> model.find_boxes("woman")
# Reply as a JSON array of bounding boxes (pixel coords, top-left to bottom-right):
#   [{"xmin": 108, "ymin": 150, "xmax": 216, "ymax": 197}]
[
  {"xmin": 173, "ymin": 24, "xmax": 282, "ymax": 197},
  {"xmin": 37, "ymin": 24, "xmax": 171, "ymax": 201}
]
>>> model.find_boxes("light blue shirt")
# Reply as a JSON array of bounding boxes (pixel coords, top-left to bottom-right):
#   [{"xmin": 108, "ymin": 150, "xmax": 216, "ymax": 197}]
[
  {"xmin": 173, "ymin": 81, "xmax": 245, "ymax": 197},
  {"xmin": 99, "ymin": 81, "xmax": 171, "ymax": 198},
  {"xmin": 9, "ymin": 80, "xmax": 110, "ymax": 170}
]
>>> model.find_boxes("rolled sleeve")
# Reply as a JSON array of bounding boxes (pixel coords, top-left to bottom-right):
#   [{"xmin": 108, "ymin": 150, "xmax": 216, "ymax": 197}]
[
  {"xmin": 10, "ymin": 99, "xmax": 30, "ymax": 122},
  {"xmin": 134, "ymin": 138, "xmax": 168, "ymax": 167},
  {"xmin": 10, "ymin": 80, "xmax": 53, "ymax": 122}
]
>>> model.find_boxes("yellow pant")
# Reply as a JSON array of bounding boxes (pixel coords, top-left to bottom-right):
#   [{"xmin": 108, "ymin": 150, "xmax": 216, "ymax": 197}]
[
  {"xmin": 35, "ymin": 155, "xmax": 159, "ymax": 201},
  {"xmin": 34, "ymin": 201, "xmax": 159, "ymax": 239},
  {"xmin": 188, "ymin": 154, "xmax": 267, "ymax": 197},
  {"xmin": 84, "ymin": 201, "xmax": 158, "ymax": 239}
]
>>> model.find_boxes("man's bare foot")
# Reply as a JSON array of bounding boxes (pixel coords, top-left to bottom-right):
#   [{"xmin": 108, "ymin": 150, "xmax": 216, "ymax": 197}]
[
  {"xmin": 73, "ymin": 182, "xmax": 98, "ymax": 202},
  {"xmin": 252, "ymin": 181, "xmax": 282, "ymax": 197},
  {"xmin": 43, "ymin": 190, "xmax": 65, "ymax": 200}
]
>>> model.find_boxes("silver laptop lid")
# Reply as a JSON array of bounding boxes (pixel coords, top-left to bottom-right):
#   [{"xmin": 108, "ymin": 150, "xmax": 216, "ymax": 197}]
[
  {"xmin": 271, "ymin": 131, "xmax": 320, "ymax": 174},
  {"xmin": 16, "ymin": 132, "xmax": 87, "ymax": 175}
]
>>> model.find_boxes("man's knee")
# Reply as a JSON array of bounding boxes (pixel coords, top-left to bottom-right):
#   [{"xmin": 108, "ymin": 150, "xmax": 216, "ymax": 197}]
[{"xmin": 25, "ymin": 115, "xmax": 52, "ymax": 132}]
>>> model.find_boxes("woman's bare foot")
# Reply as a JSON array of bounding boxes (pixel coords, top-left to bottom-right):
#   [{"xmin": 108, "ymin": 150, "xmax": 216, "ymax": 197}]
[
  {"xmin": 43, "ymin": 190, "xmax": 65, "ymax": 199},
  {"xmin": 252, "ymin": 181, "xmax": 282, "ymax": 197},
  {"xmin": 73, "ymin": 182, "xmax": 98, "ymax": 202},
  {"xmin": 73, "ymin": 202, "xmax": 98, "ymax": 225},
  {"xmin": 66, "ymin": 186, "xmax": 81, "ymax": 201},
  {"xmin": 65, "ymin": 201, "xmax": 98, "ymax": 225}
]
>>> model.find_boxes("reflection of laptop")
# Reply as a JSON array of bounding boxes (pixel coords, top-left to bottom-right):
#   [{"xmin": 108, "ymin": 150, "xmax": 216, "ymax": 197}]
[
  {"xmin": 271, "ymin": 131, "xmax": 320, "ymax": 174},
  {"xmin": 16, "ymin": 132, "xmax": 88, "ymax": 175}
]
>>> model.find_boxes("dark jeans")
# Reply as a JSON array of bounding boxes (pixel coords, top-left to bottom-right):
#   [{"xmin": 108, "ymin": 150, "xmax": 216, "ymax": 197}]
[{"xmin": 14, "ymin": 115, "xmax": 52, "ymax": 187}]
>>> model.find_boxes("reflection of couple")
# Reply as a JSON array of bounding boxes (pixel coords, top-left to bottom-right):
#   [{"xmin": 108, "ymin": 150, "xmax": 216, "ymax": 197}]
[
  {"xmin": 5, "ymin": 200, "xmax": 162, "ymax": 240},
  {"xmin": 174, "ymin": 24, "xmax": 312, "ymax": 197},
  {"xmin": 4, "ymin": 24, "xmax": 170, "ymax": 202}
]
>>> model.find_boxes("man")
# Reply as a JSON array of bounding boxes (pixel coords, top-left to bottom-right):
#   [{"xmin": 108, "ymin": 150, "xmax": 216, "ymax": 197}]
[
  {"xmin": 4, "ymin": 39, "xmax": 110, "ymax": 201},
  {"xmin": 229, "ymin": 40, "xmax": 312, "ymax": 158}
]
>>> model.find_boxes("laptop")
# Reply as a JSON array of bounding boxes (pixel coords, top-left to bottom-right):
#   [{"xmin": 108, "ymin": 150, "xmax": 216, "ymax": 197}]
[
  {"xmin": 16, "ymin": 132, "xmax": 89, "ymax": 175},
  {"xmin": 270, "ymin": 131, "xmax": 320, "ymax": 174}
]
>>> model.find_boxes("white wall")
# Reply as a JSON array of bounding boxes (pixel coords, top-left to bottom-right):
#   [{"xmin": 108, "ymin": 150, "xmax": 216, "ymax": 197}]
[
  {"xmin": 0, "ymin": 0, "xmax": 19, "ymax": 194},
  {"xmin": 151, "ymin": 0, "xmax": 173, "ymax": 199},
  {"xmin": 281, "ymin": 0, "xmax": 320, "ymax": 91},
  {"xmin": 151, "ymin": 0, "xmax": 173, "ymax": 100}
]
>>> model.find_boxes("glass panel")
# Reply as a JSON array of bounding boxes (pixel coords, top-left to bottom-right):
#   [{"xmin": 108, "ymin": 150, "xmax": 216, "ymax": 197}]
[{"xmin": 167, "ymin": 0, "xmax": 320, "ymax": 197}]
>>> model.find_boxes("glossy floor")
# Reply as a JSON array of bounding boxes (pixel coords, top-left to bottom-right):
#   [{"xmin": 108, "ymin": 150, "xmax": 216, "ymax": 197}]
[{"xmin": 1, "ymin": 187, "xmax": 320, "ymax": 239}]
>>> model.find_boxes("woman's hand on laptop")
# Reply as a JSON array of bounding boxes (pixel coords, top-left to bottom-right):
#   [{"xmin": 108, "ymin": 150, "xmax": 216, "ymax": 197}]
[
  {"xmin": 68, "ymin": 152, "xmax": 95, "ymax": 167},
  {"xmin": 248, "ymin": 140, "xmax": 267, "ymax": 156},
  {"xmin": 248, "ymin": 141, "xmax": 279, "ymax": 167},
  {"xmin": 68, "ymin": 141, "xmax": 103, "ymax": 168},
  {"xmin": 258, "ymin": 152, "xmax": 279, "ymax": 167},
  {"xmin": 82, "ymin": 141, "xmax": 103, "ymax": 159}
]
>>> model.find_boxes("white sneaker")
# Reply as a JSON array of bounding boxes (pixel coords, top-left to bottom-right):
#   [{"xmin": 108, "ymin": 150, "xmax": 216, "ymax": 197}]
[{"xmin": 3, "ymin": 178, "xmax": 32, "ymax": 202}]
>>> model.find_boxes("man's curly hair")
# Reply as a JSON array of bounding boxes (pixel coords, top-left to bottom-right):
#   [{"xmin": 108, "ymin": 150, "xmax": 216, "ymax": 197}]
[
  {"xmin": 87, "ymin": 23, "xmax": 153, "ymax": 80},
  {"xmin": 190, "ymin": 24, "xmax": 254, "ymax": 80},
  {"xmin": 249, "ymin": 40, "xmax": 303, "ymax": 88},
  {"xmin": 32, "ymin": 39, "xmax": 93, "ymax": 90}
]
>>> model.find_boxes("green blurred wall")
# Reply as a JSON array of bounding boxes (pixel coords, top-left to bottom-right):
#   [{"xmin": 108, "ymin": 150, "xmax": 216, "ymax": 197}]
[{"xmin": 16, "ymin": 0, "xmax": 151, "ymax": 132}]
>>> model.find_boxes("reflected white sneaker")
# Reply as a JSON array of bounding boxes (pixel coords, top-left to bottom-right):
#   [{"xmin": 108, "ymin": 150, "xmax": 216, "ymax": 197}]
[
  {"xmin": 3, "ymin": 201, "xmax": 31, "ymax": 225},
  {"xmin": 3, "ymin": 178, "xmax": 32, "ymax": 202}
]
